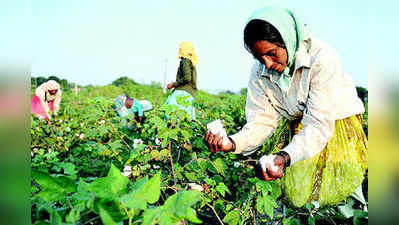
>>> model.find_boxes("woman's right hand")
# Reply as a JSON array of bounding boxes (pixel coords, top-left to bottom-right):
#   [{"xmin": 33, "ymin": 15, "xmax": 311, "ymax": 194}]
[
  {"xmin": 167, "ymin": 82, "xmax": 175, "ymax": 90},
  {"xmin": 205, "ymin": 131, "xmax": 235, "ymax": 153}
]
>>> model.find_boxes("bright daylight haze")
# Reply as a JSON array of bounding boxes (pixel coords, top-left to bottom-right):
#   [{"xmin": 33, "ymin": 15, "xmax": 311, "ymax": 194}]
[{"xmin": 31, "ymin": 0, "xmax": 368, "ymax": 93}]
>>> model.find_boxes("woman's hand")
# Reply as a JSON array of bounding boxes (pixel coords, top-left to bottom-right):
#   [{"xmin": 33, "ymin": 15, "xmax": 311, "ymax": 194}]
[
  {"xmin": 256, "ymin": 155, "xmax": 285, "ymax": 181},
  {"xmin": 167, "ymin": 82, "xmax": 175, "ymax": 90},
  {"xmin": 205, "ymin": 131, "xmax": 234, "ymax": 153}
]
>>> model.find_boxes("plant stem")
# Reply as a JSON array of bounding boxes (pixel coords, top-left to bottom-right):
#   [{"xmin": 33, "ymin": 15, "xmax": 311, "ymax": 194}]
[
  {"xmin": 83, "ymin": 216, "xmax": 100, "ymax": 225},
  {"xmin": 168, "ymin": 141, "xmax": 177, "ymax": 186},
  {"xmin": 205, "ymin": 202, "xmax": 224, "ymax": 225},
  {"xmin": 66, "ymin": 197, "xmax": 74, "ymax": 209},
  {"xmin": 250, "ymin": 208, "xmax": 256, "ymax": 225}
]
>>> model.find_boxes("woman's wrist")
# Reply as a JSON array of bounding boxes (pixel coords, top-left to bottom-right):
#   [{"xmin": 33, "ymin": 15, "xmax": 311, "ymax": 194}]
[
  {"xmin": 275, "ymin": 151, "xmax": 291, "ymax": 168},
  {"xmin": 228, "ymin": 137, "xmax": 236, "ymax": 152}
]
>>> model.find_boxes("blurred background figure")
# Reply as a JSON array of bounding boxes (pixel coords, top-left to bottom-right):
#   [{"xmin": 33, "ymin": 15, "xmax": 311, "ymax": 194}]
[
  {"xmin": 114, "ymin": 94, "xmax": 146, "ymax": 127},
  {"xmin": 30, "ymin": 80, "xmax": 62, "ymax": 120},
  {"xmin": 166, "ymin": 41, "xmax": 198, "ymax": 120}
]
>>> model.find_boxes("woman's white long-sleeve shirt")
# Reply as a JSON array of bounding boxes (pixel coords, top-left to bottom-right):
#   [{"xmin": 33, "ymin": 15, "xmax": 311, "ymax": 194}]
[{"xmin": 229, "ymin": 37, "xmax": 365, "ymax": 165}]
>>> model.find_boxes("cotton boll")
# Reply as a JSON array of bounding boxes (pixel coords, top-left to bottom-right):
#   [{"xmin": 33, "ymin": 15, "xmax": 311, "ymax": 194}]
[
  {"xmin": 121, "ymin": 166, "xmax": 132, "ymax": 177},
  {"xmin": 188, "ymin": 183, "xmax": 204, "ymax": 192},
  {"xmin": 155, "ymin": 138, "xmax": 161, "ymax": 145},
  {"xmin": 207, "ymin": 120, "xmax": 229, "ymax": 146},
  {"xmin": 133, "ymin": 139, "xmax": 143, "ymax": 149},
  {"xmin": 153, "ymin": 165, "xmax": 160, "ymax": 169},
  {"xmin": 259, "ymin": 155, "xmax": 278, "ymax": 173}
]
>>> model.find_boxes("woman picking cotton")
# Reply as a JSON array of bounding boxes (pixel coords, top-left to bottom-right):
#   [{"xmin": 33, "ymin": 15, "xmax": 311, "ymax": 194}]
[
  {"xmin": 166, "ymin": 41, "xmax": 198, "ymax": 120},
  {"xmin": 114, "ymin": 94, "xmax": 145, "ymax": 127},
  {"xmin": 31, "ymin": 80, "xmax": 62, "ymax": 120},
  {"xmin": 205, "ymin": 6, "xmax": 368, "ymax": 208}
]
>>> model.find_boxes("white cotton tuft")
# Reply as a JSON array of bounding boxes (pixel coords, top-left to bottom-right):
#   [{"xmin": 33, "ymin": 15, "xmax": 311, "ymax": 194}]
[
  {"xmin": 121, "ymin": 166, "xmax": 132, "ymax": 177},
  {"xmin": 188, "ymin": 183, "xmax": 204, "ymax": 192},
  {"xmin": 259, "ymin": 155, "xmax": 279, "ymax": 173},
  {"xmin": 133, "ymin": 139, "xmax": 143, "ymax": 149},
  {"xmin": 207, "ymin": 120, "xmax": 229, "ymax": 146}
]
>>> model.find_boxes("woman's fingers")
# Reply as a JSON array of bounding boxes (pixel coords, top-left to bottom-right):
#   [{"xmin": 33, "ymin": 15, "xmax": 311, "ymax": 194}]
[
  {"xmin": 216, "ymin": 137, "xmax": 224, "ymax": 152},
  {"xmin": 207, "ymin": 132, "xmax": 215, "ymax": 152},
  {"xmin": 206, "ymin": 132, "xmax": 228, "ymax": 153},
  {"xmin": 261, "ymin": 169, "xmax": 274, "ymax": 181},
  {"xmin": 211, "ymin": 134, "xmax": 221, "ymax": 152},
  {"xmin": 205, "ymin": 131, "xmax": 210, "ymax": 142},
  {"xmin": 266, "ymin": 163, "xmax": 283, "ymax": 179}
]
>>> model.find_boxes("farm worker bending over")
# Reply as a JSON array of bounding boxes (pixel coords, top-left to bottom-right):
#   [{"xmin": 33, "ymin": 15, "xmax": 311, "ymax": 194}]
[
  {"xmin": 166, "ymin": 41, "xmax": 198, "ymax": 120},
  {"xmin": 114, "ymin": 94, "xmax": 145, "ymax": 126},
  {"xmin": 205, "ymin": 6, "xmax": 368, "ymax": 208},
  {"xmin": 31, "ymin": 80, "xmax": 62, "ymax": 120}
]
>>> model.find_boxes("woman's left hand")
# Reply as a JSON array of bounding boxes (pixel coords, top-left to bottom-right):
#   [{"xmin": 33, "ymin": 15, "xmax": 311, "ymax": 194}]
[{"xmin": 256, "ymin": 155, "xmax": 285, "ymax": 181}]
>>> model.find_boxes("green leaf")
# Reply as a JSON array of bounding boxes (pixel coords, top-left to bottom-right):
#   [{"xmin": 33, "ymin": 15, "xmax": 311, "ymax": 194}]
[
  {"xmin": 307, "ymin": 216, "xmax": 315, "ymax": 225},
  {"xmin": 32, "ymin": 170, "xmax": 77, "ymax": 202},
  {"xmin": 353, "ymin": 210, "xmax": 368, "ymax": 225},
  {"xmin": 270, "ymin": 181, "xmax": 282, "ymax": 200},
  {"xmin": 184, "ymin": 172, "xmax": 198, "ymax": 182},
  {"xmin": 89, "ymin": 164, "xmax": 129, "ymax": 199},
  {"xmin": 338, "ymin": 198, "xmax": 355, "ymax": 218},
  {"xmin": 66, "ymin": 208, "xmax": 81, "ymax": 224},
  {"xmin": 109, "ymin": 140, "xmax": 122, "ymax": 151},
  {"xmin": 93, "ymin": 199, "xmax": 127, "ymax": 222},
  {"xmin": 120, "ymin": 173, "xmax": 161, "ymax": 209},
  {"xmin": 215, "ymin": 182, "xmax": 230, "ymax": 197},
  {"xmin": 204, "ymin": 178, "xmax": 216, "ymax": 186},
  {"xmin": 163, "ymin": 191, "xmax": 202, "ymax": 224},
  {"xmin": 256, "ymin": 181, "xmax": 272, "ymax": 195},
  {"xmin": 60, "ymin": 162, "xmax": 77, "ymax": 178},
  {"xmin": 127, "ymin": 149, "xmax": 140, "ymax": 163},
  {"xmin": 50, "ymin": 210, "xmax": 63, "ymax": 225},
  {"xmin": 180, "ymin": 130, "xmax": 191, "ymax": 141},
  {"xmin": 36, "ymin": 189, "xmax": 65, "ymax": 202},
  {"xmin": 99, "ymin": 206, "xmax": 117, "ymax": 225},
  {"xmin": 304, "ymin": 203, "xmax": 313, "ymax": 212},
  {"xmin": 151, "ymin": 150, "xmax": 161, "ymax": 160},
  {"xmin": 149, "ymin": 116, "xmax": 167, "ymax": 130},
  {"xmin": 256, "ymin": 194, "xmax": 277, "ymax": 219},
  {"xmin": 223, "ymin": 210, "xmax": 240, "ymax": 225},
  {"xmin": 142, "ymin": 207, "xmax": 163, "ymax": 225},
  {"xmin": 142, "ymin": 173, "xmax": 161, "ymax": 204},
  {"xmin": 283, "ymin": 218, "xmax": 302, "ymax": 225},
  {"xmin": 72, "ymin": 179, "xmax": 92, "ymax": 201},
  {"xmin": 226, "ymin": 204, "xmax": 234, "ymax": 211},
  {"xmin": 212, "ymin": 158, "xmax": 227, "ymax": 177},
  {"xmin": 32, "ymin": 170, "xmax": 62, "ymax": 190}
]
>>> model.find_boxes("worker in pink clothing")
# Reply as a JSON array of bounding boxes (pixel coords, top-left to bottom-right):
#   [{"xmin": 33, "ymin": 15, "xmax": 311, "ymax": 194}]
[{"xmin": 31, "ymin": 80, "xmax": 62, "ymax": 120}]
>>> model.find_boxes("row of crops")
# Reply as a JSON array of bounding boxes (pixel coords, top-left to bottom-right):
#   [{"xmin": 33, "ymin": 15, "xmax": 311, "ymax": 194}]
[{"xmin": 31, "ymin": 83, "xmax": 368, "ymax": 225}]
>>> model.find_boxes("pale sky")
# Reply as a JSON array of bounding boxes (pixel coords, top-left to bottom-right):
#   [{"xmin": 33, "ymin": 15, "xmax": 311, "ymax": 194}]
[{"xmin": 27, "ymin": 0, "xmax": 371, "ymax": 93}]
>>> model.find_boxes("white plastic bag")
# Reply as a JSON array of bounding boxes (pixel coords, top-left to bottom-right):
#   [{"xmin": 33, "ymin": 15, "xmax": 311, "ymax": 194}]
[{"xmin": 138, "ymin": 100, "xmax": 153, "ymax": 112}]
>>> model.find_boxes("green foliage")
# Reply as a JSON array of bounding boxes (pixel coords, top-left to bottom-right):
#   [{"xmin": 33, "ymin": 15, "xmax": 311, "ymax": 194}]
[
  {"xmin": 31, "ymin": 81, "xmax": 368, "ymax": 224},
  {"xmin": 31, "ymin": 76, "xmax": 77, "ymax": 90},
  {"xmin": 223, "ymin": 210, "xmax": 241, "ymax": 225},
  {"xmin": 112, "ymin": 76, "xmax": 139, "ymax": 87}
]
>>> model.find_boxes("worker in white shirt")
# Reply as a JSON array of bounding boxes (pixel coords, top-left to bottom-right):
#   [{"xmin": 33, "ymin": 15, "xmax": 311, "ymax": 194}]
[{"xmin": 205, "ymin": 6, "xmax": 367, "ymax": 208}]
